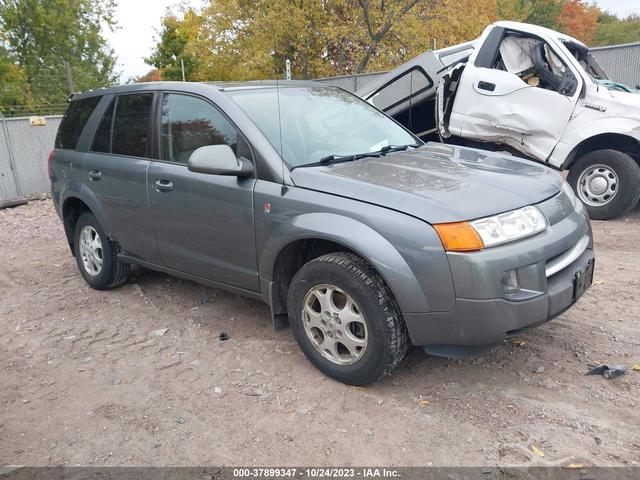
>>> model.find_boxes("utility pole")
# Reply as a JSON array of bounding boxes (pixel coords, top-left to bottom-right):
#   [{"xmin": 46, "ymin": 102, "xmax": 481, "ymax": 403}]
[
  {"xmin": 181, "ymin": 59, "xmax": 186, "ymax": 82},
  {"xmin": 63, "ymin": 61, "xmax": 74, "ymax": 94}
]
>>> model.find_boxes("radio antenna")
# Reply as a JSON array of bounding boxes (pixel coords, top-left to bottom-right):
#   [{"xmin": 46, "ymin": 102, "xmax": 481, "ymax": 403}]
[{"xmin": 276, "ymin": 70, "xmax": 286, "ymax": 192}]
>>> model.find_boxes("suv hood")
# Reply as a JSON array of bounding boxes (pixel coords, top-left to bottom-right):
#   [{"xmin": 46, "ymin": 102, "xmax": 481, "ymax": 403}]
[{"xmin": 291, "ymin": 143, "xmax": 563, "ymax": 224}]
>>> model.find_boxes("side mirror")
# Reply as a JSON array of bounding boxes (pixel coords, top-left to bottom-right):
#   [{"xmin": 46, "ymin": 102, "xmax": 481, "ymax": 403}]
[{"xmin": 187, "ymin": 144, "xmax": 254, "ymax": 178}]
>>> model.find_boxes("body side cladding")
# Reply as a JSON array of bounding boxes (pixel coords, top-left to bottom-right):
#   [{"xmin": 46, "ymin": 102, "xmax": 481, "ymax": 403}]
[{"xmin": 119, "ymin": 254, "xmax": 264, "ymax": 302}]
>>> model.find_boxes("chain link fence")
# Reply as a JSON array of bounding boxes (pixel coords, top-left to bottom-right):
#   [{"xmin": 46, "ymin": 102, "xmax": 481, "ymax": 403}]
[{"xmin": 0, "ymin": 114, "xmax": 62, "ymax": 201}]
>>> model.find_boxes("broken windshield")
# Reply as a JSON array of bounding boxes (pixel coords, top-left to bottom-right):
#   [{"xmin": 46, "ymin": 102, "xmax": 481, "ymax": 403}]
[
  {"xmin": 225, "ymin": 86, "xmax": 419, "ymax": 169},
  {"xmin": 562, "ymin": 40, "xmax": 607, "ymax": 81}
]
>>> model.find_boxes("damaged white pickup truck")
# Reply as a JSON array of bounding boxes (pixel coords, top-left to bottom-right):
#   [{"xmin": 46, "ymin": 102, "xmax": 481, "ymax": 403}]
[{"xmin": 357, "ymin": 21, "xmax": 640, "ymax": 219}]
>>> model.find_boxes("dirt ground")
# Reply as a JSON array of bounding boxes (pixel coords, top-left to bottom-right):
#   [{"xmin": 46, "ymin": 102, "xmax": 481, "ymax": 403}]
[{"xmin": 0, "ymin": 199, "xmax": 639, "ymax": 467}]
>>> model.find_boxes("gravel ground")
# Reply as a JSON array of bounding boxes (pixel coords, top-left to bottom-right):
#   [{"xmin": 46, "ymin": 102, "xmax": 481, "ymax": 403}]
[{"xmin": 0, "ymin": 199, "xmax": 639, "ymax": 467}]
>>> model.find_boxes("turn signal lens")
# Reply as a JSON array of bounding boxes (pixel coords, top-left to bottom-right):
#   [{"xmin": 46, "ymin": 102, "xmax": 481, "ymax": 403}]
[{"xmin": 433, "ymin": 222, "xmax": 485, "ymax": 252}]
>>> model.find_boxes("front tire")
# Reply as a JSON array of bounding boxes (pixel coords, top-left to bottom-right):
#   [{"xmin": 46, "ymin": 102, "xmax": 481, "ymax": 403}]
[
  {"xmin": 287, "ymin": 252, "xmax": 409, "ymax": 385},
  {"xmin": 568, "ymin": 149, "xmax": 640, "ymax": 220},
  {"xmin": 73, "ymin": 211, "xmax": 130, "ymax": 290}
]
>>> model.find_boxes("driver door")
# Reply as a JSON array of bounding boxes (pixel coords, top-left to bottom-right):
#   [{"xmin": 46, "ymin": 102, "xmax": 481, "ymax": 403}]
[
  {"xmin": 448, "ymin": 27, "xmax": 582, "ymax": 161},
  {"xmin": 147, "ymin": 92, "xmax": 259, "ymax": 291}
]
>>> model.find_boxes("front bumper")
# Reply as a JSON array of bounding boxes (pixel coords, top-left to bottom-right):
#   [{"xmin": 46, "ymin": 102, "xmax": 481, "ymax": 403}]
[
  {"xmin": 404, "ymin": 247, "xmax": 593, "ymax": 349},
  {"xmin": 404, "ymin": 191, "xmax": 594, "ymax": 351}
]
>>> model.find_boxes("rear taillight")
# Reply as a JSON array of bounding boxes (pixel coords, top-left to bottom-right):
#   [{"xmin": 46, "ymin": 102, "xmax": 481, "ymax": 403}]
[{"xmin": 47, "ymin": 149, "xmax": 56, "ymax": 180}]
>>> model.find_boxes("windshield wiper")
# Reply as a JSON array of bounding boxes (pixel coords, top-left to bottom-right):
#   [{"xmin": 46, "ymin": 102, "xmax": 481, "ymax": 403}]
[
  {"xmin": 378, "ymin": 144, "xmax": 421, "ymax": 154},
  {"xmin": 292, "ymin": 144, "xmax": 421, "ymax": 170},
  {"xmin": 292, "ymin": 152, "xmax": 382, "ymax": 170}
]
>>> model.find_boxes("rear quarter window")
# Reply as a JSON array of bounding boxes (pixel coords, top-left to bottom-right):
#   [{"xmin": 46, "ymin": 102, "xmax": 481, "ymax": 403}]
[
  {"xmin": 55, "ymin": 96, "xmax": 101, "ymax": 150},
  {"xmin": 112, "ymin": 93, "xmax": 154, "ymax": 158}
]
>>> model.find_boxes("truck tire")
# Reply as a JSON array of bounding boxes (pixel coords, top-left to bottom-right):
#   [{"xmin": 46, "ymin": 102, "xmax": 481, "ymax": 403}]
[
  {"xmin": 73, "ymin": 211, "xmax": 130, "ymax": 290},
  {"xmin": 287, "ymin": 252, "xmax": 409, "ymax": 385},
  {"xmin": 568, "ymin": 149, "xmax": 640, "ymax": 220}
]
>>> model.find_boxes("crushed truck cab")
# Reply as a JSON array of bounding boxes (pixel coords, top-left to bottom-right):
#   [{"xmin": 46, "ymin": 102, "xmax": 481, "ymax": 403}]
[{"xmin": 357, "ymin": 21, "xmax": 640, "ymax": 220}]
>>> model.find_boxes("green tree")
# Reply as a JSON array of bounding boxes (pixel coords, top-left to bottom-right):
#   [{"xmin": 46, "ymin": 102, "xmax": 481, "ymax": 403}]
[
  {"xmin": 593, "ymin": 13, "xmax": 640, "ymax": 46},
  {"xmin": 0, "ymin": 45, "xmax": 29, "ymax": 108},
  {"xmin": 0, "ymin": 0, "xmax": 118, "ymax": 105},
  {"xmin": 145, "ymin": 9, "xmax": 201, "ymax": 81},
  {"xmin": 515, "ymin": 0, "xmax": 564, "ymax": 29}
]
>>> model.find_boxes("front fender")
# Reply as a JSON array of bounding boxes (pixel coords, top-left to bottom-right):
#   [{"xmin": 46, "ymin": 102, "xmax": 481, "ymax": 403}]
[
  {"xmin": 551, "ymin": 116, "xmax": 640, "ymax": 168},
  {"xmin": 259, "ymin": 212, "xmax": 432, "ymax": 313}
]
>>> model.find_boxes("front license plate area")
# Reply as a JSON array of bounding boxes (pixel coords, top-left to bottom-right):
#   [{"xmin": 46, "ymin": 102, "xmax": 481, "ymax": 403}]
[{"xmin": 573, "ymin": 259, "xmax": 595, "ymax": 301}]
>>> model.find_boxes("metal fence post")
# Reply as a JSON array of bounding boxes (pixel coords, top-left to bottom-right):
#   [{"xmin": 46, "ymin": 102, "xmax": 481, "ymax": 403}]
[{"xmin": 0, "ymin": 111, "xmax": 23, "ymax": 197}]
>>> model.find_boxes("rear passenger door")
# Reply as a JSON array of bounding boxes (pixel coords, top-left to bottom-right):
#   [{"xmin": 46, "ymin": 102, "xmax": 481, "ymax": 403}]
[
  {"xmin": 147, "ymin": 92, "xmax": 258, "ymax": 291},
  {"xmin": 83, "ymin": 92, "xmax": 158, "ymax": 262}
]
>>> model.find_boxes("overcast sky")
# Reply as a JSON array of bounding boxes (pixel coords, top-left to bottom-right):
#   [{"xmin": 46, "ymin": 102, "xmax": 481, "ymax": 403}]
[
  {"xmin": 104, "ymin": 0, "xmax": 188, "ymax": 82},
  {"xmin": 105, "ymin": 0, "xmax": 640, "ymax": 82}
]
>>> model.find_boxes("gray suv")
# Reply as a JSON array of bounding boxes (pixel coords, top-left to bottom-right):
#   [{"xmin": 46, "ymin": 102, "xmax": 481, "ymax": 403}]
[{"xmin": 50, "ymin": 81, "xmax": 594, "ymax": 385}]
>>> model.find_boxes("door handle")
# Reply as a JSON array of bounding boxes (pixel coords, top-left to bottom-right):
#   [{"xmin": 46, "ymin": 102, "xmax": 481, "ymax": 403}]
[
  {"xmin": 477, "ymin": 81, "xmax": 496, "ymax": 92},
  {"xmin": 88, "ymin": 169, "xmax": 102, "ymax": 181},
  {"xmin": 155, "ymin": 179, "xmax": 174, "ymax": 192}
]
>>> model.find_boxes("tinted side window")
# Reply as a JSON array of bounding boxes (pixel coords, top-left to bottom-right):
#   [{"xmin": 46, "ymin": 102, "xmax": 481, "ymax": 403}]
[
  {"xmin": 55, "ymin": 96, "xmax": 101, "ymax": 150},
  {"xmin": 92, "ymin": 99, "xmax": 115, "ymax": 153},
  {"xmin": 112, "ymin": 93, "xmax": 154, "ymax": 157},
  {"xmin": 369, "ymin": 68, "xmax": 432, "ymax": 112},
  {"xmin": 160, "ymin": 93, "xmax": 238, "ymax": 164}
]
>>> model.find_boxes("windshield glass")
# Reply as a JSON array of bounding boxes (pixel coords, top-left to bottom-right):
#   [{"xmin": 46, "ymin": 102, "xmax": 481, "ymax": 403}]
[{"xmin": 225, "ymin": 86, "xmax": 419, "ymax": 168}]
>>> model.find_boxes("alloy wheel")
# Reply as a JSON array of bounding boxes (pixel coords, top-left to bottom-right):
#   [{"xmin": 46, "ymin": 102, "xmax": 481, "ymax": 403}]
[
  {"xmin": 79, "ymin": 225, "xmax": 103, "ymax": 276},
  {"xmin": 301, "ymin": 284, "xmax": 368, "ymax": 365}
]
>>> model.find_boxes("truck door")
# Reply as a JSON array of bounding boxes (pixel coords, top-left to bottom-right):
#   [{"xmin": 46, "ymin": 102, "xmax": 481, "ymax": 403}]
[{"xmin": 448, "ymin": 26, "xmax": 583, "ymax": 161}]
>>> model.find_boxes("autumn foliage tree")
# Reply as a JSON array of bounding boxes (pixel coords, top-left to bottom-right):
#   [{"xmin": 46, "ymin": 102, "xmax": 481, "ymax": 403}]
[
  {"xmin": 557, "ymin": 0, "xmax": 599, "ymax": 44},
  {"xmin": 146, "ymin": 0, "xmax": 636, "ymax": 82},
  {"xmin": 148, "ymin": 0, "xmax": 525, "ymax": 81}
]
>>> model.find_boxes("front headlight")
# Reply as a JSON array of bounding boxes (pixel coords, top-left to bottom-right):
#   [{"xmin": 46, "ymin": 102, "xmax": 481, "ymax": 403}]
[
  {"xmin": 434, "ymin": 205, "xmax": 547, "ymax": 252},
  {"xmin": 562, "ymin": 181, "xmax": 578, "ymax": 208},
  {"xmin": 470, "ymin": 205, "xmax": 547, "ymax": 247}
]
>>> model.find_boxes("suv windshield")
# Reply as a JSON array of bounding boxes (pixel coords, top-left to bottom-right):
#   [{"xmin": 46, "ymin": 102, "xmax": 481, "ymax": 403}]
[{"xmin": 225, "ymin": 86, "xmax": 419, "ymax": 168}]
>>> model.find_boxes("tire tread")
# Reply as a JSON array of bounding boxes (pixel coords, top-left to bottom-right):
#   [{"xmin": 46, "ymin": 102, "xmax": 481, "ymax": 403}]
[
  {"xmin": 568, "ymin": 149, "xmax": 640, "ymax": 220},
  {"xmin": 74, "ymin": 212, "xmax": 130, "ymax": 290},
  {"xmin": 291, "ymin": 252, "xmax": 409, "ymax": 383}
]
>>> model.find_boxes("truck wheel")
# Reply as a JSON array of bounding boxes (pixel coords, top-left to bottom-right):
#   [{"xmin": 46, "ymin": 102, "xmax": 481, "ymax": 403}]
[
  {"xmin": 568, "ymin": 149, "xmax": 640, "ymax": 220},
  {"xmin": 73, "ymin": 211, "xmax": 130, "ymax": 290},
  {"xmin": 287, "ymin": 252, "xmax": 409, "ymax": 385}
]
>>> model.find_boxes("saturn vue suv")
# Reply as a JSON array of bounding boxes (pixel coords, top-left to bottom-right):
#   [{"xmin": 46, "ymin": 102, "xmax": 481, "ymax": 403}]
[{"xmin": 49, "ymin": 81, "xmax": 595, "ymax": 385}]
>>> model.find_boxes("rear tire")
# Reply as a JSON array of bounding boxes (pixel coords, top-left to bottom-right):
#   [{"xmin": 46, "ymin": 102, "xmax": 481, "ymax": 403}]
[
  {"xmin": 287, "ymin": 252, "xmax": 409, "ymax": 385},
  {"xmin": 73, "ymin": 211, "xmax": 130, "ymax": 290},
  {"xmin": 567, "ymin": 149, "xmax": 640, "ymax": 220}
]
